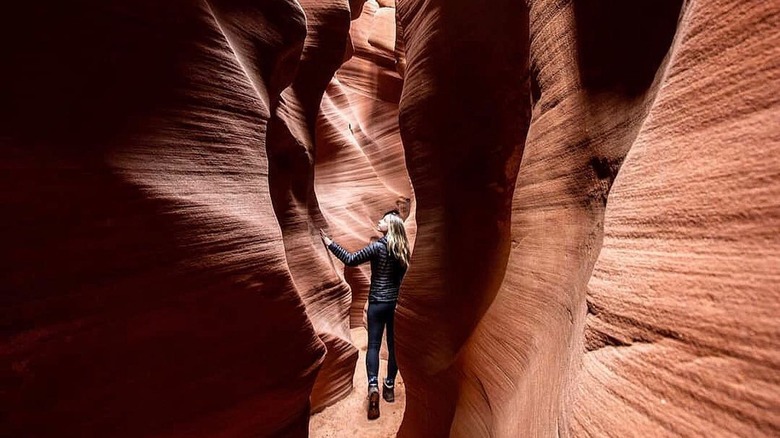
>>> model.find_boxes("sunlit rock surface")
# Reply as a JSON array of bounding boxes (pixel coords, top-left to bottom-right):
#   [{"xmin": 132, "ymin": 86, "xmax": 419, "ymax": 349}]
[
  {"xmin": 394, "ymin": 0, "xmax": 779, "ymax": 436},
  {"xmin": 2, "ymin": 0, "xmax": 777, "ymax": 437},
  {"xmin": 315, "ymin": 0, "xmax": 415, "ymax": 328}
]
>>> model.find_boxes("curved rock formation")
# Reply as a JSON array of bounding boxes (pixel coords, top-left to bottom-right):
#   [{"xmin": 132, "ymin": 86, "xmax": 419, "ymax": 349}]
[
  {"xmin": 315, "ymin": 0, "xmax": 415, "ymax": 328},
  {"xmin": 394, "ymin": 0, "xmax": 531, "ymax": 434},
  {"xmin": 575, "ymin": 1, "xmax": 780, "ymax": 436},
  {"xmin": 395, "ymin": 0, "xmax": 779, "ymax": 436},
  {"xmin": 265, "ymin": 0, "xmax": 357, "ymax": 413},
  {"xmin": 1, "ymin": 1, "xmax": 326, "ymax": 436},
  {"xmin": 2, "ymin": 0, "xmax": 413, "ymax": 434},
  {"xmin": 3, "ymin": 0, "xmax": 777, "ymax": 436}
]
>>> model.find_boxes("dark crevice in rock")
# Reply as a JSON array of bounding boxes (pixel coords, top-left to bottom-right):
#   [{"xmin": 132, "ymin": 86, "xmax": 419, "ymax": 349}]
[
  {"xmin": 530, "ymin": 62, "xmax": 542, "ymax": 107},
  {"xmin": 590, "ymin": 156, "xmax": 619, "ymax": 181},
  {"xmin": 586, "ymin": 299, "xmax": 599, "ymax": 316},
  {"xmin": 573, "ymin": 0, "xmax": 683, "ymax": 96}
]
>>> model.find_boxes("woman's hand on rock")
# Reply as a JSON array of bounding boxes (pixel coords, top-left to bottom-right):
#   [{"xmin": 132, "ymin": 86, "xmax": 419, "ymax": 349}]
[{"xmin": 319, "ymin": 229, "xmax": 332, "ymax": 246}]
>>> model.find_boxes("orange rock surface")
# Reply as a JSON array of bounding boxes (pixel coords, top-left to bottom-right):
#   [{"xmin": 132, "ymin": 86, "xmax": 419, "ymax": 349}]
[
  {"xmin": 2, "ymin": 0, "xmax": 778, "ymax": 437},
  {"xmin": 2, "ymin": 0, "xmax": 411, "ymax": 435},
  {"xmin": 394, "ymin": 0, "xmax": 780, "ymax": 436},
  {"xmin": 315, "ymin": 0, "xmax": 415, "ymax": 329},
  {"xmin": 266, "ymin": 0, "xmax": 356, "ymax": 413}
]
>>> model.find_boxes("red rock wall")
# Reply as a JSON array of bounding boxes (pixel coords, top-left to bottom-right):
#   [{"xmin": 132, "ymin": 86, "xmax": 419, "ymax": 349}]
[
  {"xmin": 0, "ymin": 1, "xmax": 353, "ymax": 435},
  {"xmin": 395, "ymin": 0, "xmax": 779, "ymax": 436},
  {"xmin": 315, "ymin": 0, "xmax": 415, "ymax": 328},
  {"xmin": 394, "ymin": 0, "xmax": 532, "ymax": 434},
  {"xmin": 2, "ymin": 0, "xmax": 413, "ymax": 434},
  {"xmin": 575, "ymin": 1, "xmax": 780, "ymax": 436},
  {"xmin": 265, "ymin": 0, "xmax": 357, "ymax": 413},
  {"xmin": 3, "ymin": 0, "xmax": 777, "ymax": 436}
]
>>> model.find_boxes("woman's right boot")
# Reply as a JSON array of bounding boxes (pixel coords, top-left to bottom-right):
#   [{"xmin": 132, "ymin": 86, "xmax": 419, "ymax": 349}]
[
  {"xmin": 367, "ymin": 384, "xmax": 380, "ymax": 420},
  {"xmin": 382, "ymin": 379, "xmax": 395, "ymax": 403}
]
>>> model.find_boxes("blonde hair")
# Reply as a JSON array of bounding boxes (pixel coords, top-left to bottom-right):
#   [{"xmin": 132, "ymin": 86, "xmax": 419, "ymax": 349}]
[{"xmin": 384, "ymin": 213, "xmax": 411, "ymax": 267}]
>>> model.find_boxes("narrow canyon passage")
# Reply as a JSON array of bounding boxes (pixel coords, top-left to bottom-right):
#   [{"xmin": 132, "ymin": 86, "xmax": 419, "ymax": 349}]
[{"xmin": 2, "ymin": 1, "xmax": 779, "ymax": 438}]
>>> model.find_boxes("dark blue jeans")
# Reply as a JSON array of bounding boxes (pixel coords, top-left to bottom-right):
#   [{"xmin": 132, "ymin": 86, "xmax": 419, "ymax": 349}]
[{"xmin": 366, "ymin": 301, "xmax": 398, "ymax": 386}]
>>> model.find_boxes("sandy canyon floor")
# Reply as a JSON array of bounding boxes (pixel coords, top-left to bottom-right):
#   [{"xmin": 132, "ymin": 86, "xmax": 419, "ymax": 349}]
[{"xmin": 310, "ymin": 328, "xmax": 406, "ymax": 437}]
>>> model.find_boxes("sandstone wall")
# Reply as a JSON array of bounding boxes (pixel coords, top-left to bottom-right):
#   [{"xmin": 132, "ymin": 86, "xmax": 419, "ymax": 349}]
[
  {"xmin": 0, "ymin": 0, "xmax": 347, "ymax": 435},
  {"xmin": 265, "ymin": 0, "xmax": 357, "ymax": 413},
  {"xmin": 394, "ymin": 0, "xmax": 532, "ymax": 434},
  {"xmin": 2, "ymin": 0, "xmax": 777, "ymax": 436},
  {"xmin": 394, "ymin": 0, "xmax": 779, "ymax": 436},
  {"xmin": 576, "ymin": 1, "xmax": 780, "ymax": 435},
  {"xmin": 2, "ymin": 0, "xmax": 414, "ymax": 434},
  {"xmin": 315, "ymin": 0, "xmax": 415, "ymax": 328}
]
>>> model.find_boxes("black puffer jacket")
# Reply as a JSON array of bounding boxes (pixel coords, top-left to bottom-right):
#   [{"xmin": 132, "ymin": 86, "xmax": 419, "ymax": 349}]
[{"xmin": 328, "ymin": 236, "xmax": 407, "ymax": 303}]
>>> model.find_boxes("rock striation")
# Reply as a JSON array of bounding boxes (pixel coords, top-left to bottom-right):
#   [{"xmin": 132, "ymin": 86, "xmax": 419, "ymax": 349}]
[
  {"xmin": 2, "ymin": 0, "xmax": 778, "ymax": 437},
  {"xmin": 265, "ymin": 0, "xmax": 356, "ymax": 413},
  {"xmin": 315, "ymin": 0, "xmax": 415, "ymax": 329},
  {"xmin": 2, "ymin": 1, "xmax": 327, "ymax": 436},
  {"xmin": 394, "ymin": 0, "xmax": 780, "ymax": 436},
  {"xmin": 576, "ymin": 1, "xmax": 780, "ymax": 436},
  {"xmin": 2, "ymin": 0, "xmax": 413, "ymax": 435}
]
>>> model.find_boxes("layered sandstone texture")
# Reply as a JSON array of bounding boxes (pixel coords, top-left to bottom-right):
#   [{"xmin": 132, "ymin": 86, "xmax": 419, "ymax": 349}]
[
  {"xmin": 315, "ymin": 0, "xmax": 415, "ymax": 328},
  {"xmin": 0, "ymin": 0, "xmax": 407, "ymax": 435},
  {"xmin": 273, "ymin": 0, "xmax": 414, "ymax": 412},
  {"xmin": 265, "ymin": 0, "xmax": 357, "ymax": 412},
  {"xmin": 3, "ymin": 0, "xmax": 778, "ymax": 437},
  {"xmin": 394, "ymin": 0, "xmax": 779, "ymax": 437}
]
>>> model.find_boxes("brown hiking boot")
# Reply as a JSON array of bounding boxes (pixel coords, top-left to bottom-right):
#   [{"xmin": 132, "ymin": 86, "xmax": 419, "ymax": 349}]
[
  {"xmin": 382, "ymin": 381, "xmax": 395, "ymax": 403},
  {"xmin": 367, "ymin": 386, "xmax": 380, "ymax": 420}
]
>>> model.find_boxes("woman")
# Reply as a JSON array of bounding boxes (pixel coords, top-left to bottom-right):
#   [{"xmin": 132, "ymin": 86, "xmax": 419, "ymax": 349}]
[{"xmin": 320, "ymin": 210, "xmax": 410, "ymax": 420}]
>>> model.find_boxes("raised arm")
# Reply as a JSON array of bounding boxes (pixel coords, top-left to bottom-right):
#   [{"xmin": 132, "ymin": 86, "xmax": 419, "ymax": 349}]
[{"xmin": 327, "ymin": 240, "xmax": 382, "ymax": 266}]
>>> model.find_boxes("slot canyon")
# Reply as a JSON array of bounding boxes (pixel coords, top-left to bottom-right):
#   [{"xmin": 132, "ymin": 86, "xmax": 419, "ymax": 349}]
[{"xmin": 2, "ymin": 0, "xmax": 778, "ymax": 437}]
